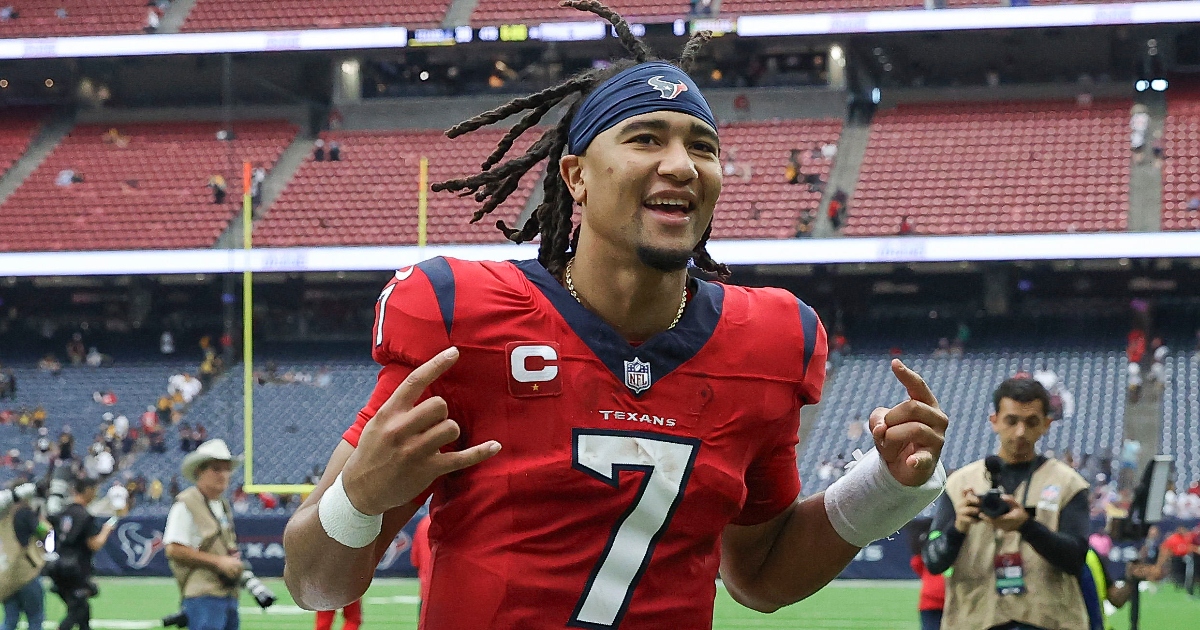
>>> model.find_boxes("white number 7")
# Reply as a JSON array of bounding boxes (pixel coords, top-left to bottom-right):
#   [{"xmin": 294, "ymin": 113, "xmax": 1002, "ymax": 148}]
[{"xmin": 570, "ymin": 429, "xmax": 700, "ymax": 629}]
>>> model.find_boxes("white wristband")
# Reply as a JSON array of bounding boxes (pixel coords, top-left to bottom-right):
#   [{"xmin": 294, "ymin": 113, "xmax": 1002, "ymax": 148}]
[
  {"xmin": 823, "ymin": 448, "xmax": 946, "ymax": 548},
  {"xmin": 318, "ymin": 473, "xmax": 383, "ymax": 549}
]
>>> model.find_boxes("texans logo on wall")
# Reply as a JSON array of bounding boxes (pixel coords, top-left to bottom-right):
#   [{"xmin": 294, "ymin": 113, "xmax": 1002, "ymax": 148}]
[
  {"xmin": 118, "ymin": 523, "xmax": 165, "ymax": 569},
  {"xmin": 375, "ymin": 531, "xmax": 413, "ymax": 571}
]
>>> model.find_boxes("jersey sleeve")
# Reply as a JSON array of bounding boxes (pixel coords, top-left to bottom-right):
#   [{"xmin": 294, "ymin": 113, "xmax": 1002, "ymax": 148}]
[
  {"xmin": 343, "ymin": 259, "xmax": 456, "ymax": 448},
  {"xmin": 795, "ymin": 297, "xmax": 828, "ymax": 405},
  {"xmin": 731, "ymin": 294, "xmax": 828, "ymax": 526}
]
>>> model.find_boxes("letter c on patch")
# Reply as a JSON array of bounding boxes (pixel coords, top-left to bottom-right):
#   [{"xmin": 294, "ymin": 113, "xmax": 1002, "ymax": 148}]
[{"xmin": 510, "ymin": 344, "xmax": 559, "ymax": 383}]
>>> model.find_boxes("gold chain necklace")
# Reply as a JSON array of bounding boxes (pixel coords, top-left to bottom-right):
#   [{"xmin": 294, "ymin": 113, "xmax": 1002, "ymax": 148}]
[{"xmin": 564, "ymin": 258, "xmax": 688, "ymax": 330}]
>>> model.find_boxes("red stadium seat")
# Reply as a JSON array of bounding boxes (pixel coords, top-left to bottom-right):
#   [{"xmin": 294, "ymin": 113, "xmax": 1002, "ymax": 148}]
[
  {"xmin": 848, "ymin": 99, "xmax": 1131, "ymax": 236},
  {"xmin": 0, "ymin": 120, "xmax": 297, "ymax": 252}
]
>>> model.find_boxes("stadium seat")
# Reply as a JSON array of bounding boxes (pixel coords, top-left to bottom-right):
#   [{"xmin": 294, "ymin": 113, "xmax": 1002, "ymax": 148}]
[
  {"xmin": 182, "ymin": 0, "xmax": 450, "ymax": 32},
  {"xmin": 0, "ymin": 120, "xmax": 298, "ymax": 252},
  {"xmin": 846, "ymin": 99, "xmax": 1131, "ymax": 237}
]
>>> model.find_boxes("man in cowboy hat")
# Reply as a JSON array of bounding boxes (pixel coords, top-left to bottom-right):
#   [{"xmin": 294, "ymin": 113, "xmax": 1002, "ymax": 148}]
[{"xmin": 164, "ymin": 439, "xmax": 244, "ymax": 630}]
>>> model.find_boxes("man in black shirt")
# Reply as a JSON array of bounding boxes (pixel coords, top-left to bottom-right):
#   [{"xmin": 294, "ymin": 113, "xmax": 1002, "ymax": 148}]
[
  {"xmin": 923, "ymin": 378, "xmax": 1091, "ymax": 630},
  {"xmin": 48, "ymin": 477, "xmax": 115, "ymax": 630}
]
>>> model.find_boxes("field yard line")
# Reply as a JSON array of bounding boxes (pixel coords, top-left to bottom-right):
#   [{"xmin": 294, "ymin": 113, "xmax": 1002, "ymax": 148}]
[
  {"xmin": 37, "ymin": 622, "xmax": 158, "ymax": 629},
  {"xmin": 239, "ymin": 605, "xmax": 311, "ymax": 615}
]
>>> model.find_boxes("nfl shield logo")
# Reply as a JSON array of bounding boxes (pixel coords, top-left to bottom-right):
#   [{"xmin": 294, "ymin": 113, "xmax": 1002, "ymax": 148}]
[{"xmin": 624, "ymin": 358, "xmax": 652, "ymax": 394}]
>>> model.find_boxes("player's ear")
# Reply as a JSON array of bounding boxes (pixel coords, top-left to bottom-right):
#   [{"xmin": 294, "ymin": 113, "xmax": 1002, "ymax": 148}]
[{"xmin": 560, "ymin": 154, "xmax": 586, "ymax": 206}]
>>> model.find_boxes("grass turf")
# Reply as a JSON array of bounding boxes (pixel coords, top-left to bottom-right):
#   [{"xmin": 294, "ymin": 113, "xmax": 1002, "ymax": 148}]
[{"xmin": 31, "ymin": 577, "xmax": 1198, "ymax": 629}]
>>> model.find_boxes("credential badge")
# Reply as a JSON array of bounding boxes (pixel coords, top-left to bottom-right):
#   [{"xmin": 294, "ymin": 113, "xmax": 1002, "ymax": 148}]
[{"xmin": 623, "ymin": 357, "xmax": 652, "ymax": 394}]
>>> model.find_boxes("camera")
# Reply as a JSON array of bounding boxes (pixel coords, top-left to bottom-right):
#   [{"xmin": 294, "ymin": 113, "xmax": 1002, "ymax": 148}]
[
  {"xmin": 240, "ymin": 571, "xmax": 278, "ymax": 609},
  {"xmin": 979, "ymin": 488, "xmax": 1010, "ymax": 519},
  {"xmin": 218, "ymin": 565, "xmax": 277, "ymax": 609},
  {"xmin": 161, "ymin": 611, "xmax": 188, "ymax": 628}
]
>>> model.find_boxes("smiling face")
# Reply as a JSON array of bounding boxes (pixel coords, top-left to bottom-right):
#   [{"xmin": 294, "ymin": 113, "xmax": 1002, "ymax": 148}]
[{"xmin": 560, "ymin": 110, "xmax": 722, "ymax": 272}]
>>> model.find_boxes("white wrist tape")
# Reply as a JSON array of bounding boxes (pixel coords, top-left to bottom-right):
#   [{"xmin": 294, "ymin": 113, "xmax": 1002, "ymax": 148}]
[
  {"xmin": 318, "ymin": 473, "xmax": 383, "ymax": 549},
  {"xmin": 823, "ymin": 448, "xmax": 946, "ymax": 547}
]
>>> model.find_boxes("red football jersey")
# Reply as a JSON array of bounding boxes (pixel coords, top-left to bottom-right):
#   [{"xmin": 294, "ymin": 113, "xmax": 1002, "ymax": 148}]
[{"xmin": 344, "ymin": 257, "xmax": 826, "ymax": 629}]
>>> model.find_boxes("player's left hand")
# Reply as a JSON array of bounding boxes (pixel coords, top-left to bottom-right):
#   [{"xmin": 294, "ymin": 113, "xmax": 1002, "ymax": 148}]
[
  {"xmin": 980, "ymin": 494, "xmax": 1030, "ymax": 532},
  {"xmin": 869, "ymin": 359, "xmax": 947, "ymax": 487}
]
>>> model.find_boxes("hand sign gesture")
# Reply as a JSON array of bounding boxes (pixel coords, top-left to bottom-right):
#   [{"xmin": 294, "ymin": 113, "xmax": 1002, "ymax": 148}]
[
  {"xmin": 341, "ymin": 347, "xmax": 502, "ymax": 516},
  {"xmin": 868, "ymin": 359, "xmax": 948, "ymax": 487}
]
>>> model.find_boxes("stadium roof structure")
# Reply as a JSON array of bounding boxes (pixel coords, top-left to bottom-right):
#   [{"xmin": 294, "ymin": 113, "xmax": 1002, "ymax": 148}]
[
  {"xmin": 2, "ymin": 231, "xmax": 1199, "ymax": 277},
  {"xmin": 1, "ymin": 1, "xmax": 1199, "ymax": 60}
]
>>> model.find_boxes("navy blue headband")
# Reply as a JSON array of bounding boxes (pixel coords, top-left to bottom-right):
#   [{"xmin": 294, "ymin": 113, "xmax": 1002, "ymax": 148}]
[{"xmin": 567, "ymin": 61, "xmax": 717, "ymax": 156}]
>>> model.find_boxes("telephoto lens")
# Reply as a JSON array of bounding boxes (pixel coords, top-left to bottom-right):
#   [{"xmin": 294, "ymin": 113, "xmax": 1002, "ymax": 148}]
[{"xmin": 239, "ymin": 571, "xmax": 277, "ymax": 609}]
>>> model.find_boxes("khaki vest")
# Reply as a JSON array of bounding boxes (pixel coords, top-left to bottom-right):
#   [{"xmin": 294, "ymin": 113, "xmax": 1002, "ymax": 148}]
[
  {"xmin": 168, "ymin": 487, "xmax": 239, "ymax": 599},
  {"xmin": 0, "ymin": 506, "xmax": 45, "ymax": 601},
  {"xmin": 942, "ymin": 457, "xmax": 1091, "ymax": 630}
]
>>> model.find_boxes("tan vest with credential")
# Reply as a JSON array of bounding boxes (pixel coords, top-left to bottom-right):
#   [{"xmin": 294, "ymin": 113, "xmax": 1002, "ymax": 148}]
[
  {"xmin": 168, "ymin": 487, "xmax": 239, "ymax": 599},
  {"xmin": 0, "ymin": 506, "xmax": 45, "ymax": 601},
  {"xmin": 942, "ymin": 457, "xmax": 1090, "ymax": 630}
]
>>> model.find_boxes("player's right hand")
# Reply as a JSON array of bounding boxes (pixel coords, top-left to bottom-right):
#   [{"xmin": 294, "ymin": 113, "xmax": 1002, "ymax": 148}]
[
  {"xmin": 954, "ymin": 489, "xmax": 982, "ymax": 533},
  {"xmin": 341, "ymin": 346, "xmax": 502, "ymax": 516}
]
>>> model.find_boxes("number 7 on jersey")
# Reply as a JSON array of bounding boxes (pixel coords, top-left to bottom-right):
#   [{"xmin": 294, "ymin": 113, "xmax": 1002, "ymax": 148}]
[{"xmin": 569, "ymin": 429, "xmax": 701, "ymax": 629}]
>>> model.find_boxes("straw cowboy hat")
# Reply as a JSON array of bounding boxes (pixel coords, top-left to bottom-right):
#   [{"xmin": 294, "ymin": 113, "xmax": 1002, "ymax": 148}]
[{"xmin": 181, "ymin": 439, "xmax": 242, "ymax": 483}]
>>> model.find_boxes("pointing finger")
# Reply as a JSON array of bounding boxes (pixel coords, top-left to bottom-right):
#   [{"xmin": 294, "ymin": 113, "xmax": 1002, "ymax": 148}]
[
  {"xmin": 437, "ymin": 441, "xmax": 502, "ymax": 474},
  {"xmin": 891, "ymin": 359, "xmax": 939, "ymax": 407},
  {"xmin": 377, "ymin": 347, "xmax": 460, "ymax": 419}
]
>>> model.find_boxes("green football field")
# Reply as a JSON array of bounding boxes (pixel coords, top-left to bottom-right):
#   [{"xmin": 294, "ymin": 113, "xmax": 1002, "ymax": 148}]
[{"xmin": 32, "ymin": 577, "xmax": 1198, "ymax": 629}]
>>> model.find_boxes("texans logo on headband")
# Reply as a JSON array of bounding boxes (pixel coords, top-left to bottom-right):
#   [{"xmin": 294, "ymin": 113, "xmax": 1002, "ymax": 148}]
[
  {"xmin": 567, "ymin": 62, "xmax": 717, "ymax": 155},
  {"xmin": 648, "ymin": 76, "xmax": 688, "ymax": 100}
]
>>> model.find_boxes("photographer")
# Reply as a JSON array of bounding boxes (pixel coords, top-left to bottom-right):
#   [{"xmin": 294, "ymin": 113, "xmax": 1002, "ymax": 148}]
[
  {"xmin": 164, "ymin": 439, "xmax": 245, "ymax": 630},
  {"xmin": 0, "ymin": 481, "xmax": 46, "ymax": 630},
  {"xmin": 47, "ymin": 477, "xmax": 116, "ymax": 630},
  {"xmin": 923, "ymin": 378, "xmax": 1091, "ymax": 630}
]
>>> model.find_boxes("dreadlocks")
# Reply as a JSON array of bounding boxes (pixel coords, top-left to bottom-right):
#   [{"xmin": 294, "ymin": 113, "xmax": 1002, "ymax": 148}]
[{"xmin": 430, "ymin": 0, "xmax": 729, "ymax": 281}]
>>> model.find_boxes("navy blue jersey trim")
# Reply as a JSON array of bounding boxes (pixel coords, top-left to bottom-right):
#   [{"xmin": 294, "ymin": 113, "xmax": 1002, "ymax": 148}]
[
  {"xmin": 796, "ymin": 298, "xmax": 819, "ymax": 375},
  {"xmin": 417, "ymin": 257, "xmax": 455, "ymax": 338},
  {"xmin": 515, "ymin": 259, "xmax": 723, "ymax": 397}
]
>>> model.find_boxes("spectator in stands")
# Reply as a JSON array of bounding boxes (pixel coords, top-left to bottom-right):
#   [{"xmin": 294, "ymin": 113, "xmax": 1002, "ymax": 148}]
[
  {"xmin": 94, "ymin": 448, "xmax": 114, "ymax": 480},
  {"xmin": 56, "ymin": 429, "xmax": 74, "ymax": 463},
  {"xmin": 150, "ymin": 430, "xmax": 166, "ymax": 454},
  {"xmin": 784, "ymin": 149, "xmax": 802, "ymax": 184},
  {"xmin": 168, "ymin": 476, "xmax": 180, "ymax": 501},
  {"xmin": 924, "ymin": 377, "xmax": 1091, "ymax": 630},
  {"xmin": 314, "ymin": 367, "xmax": 332, "ymax": 389},
  {"xmin": 37, "ymin": 355, "xmax": 61, "ymax": 377},
  {"xmin": 1188, "ymin": 194, "xmax": 1200, "ymax": 213},
  {"xmin": 91, "ymin": 391, "xmax": 117, "ymax": 406},
  {"xmin": 101, "ymin": 128, "xmax": 129, "ymax": 148},
  {"xmin": 194, "ymin": 424, "xmax": 207, "ymax": 444},
  {"xmin": 55, "ymin": 169, "xmax": 83, "ymax": 187},
  {"xmin": 160, "ymin": 331, "xmax": 175, "ymax": 355},
  {"xmin": 793, "ymin": 208, "xmax": 815, "ymax": 238},
  {"xmin": 722, "ymin": 147, "xmax": 752, "ymax": 183},
  {"xmin": 30, "ymin": 407, "xmax": 43, "ymax": 431},
  {"xmin": 328, "ymin": 141, "xmax": 341, "ymax": 162},
  {"xmin": 84, "ymin": 347, "xmax": 111, "ymax": 368},
  {"xmin": 144, "ymin": 4, "xmax": 161, "ymax": 33},
  {"xmin": 1148, "ymin": 338, "xmax": 1167, "ymax": 388},
  {"xmin": 207, "ymin": 174, "xmax": 226, "ymax": 204},
  {"xmin": 1130, "ymin": 104, "xmax": 1149, "ymax": 159},
  {"xmin": 141, "ymin": 406, "xmax": 158, "ymax": 435},
  {"xmin": 149, "ymin": 478, "xmax": 163, "ymax": 503},
  {"xmin": 828, "ymin": 189, "xmax": 849, "ymax": 230},
  {"xmin": 65, "ymin": 334, "xmax": 85, "ymax": 366},
  {"xmin": 250, "ymin": 167, "xmax": 266, "ymax": 211},
  {"xmin": 179, "ymin": 423, "xmax": 193, "ymax": 453},
  {"xmin": 1126, "ymin": 362, "xmax": 1142, "ymax": 403},
  {"xmin": 32, "ymin": 429, "xmax": 50, "ymax": 466},
  {"xmin": 0, "ymin": 7, "xmax": 17, "ymax": 21},
  {"xmin": 0, "ymin": 368, "xmax": 13, "ymax": 400},
  {"xmin": 313, "ymin": 139, "xmax": 326, "ymax": 162},
  {"xmin": 156, "ymin": 396, "xmax": 172, "ymax": 427},
  {"xmin": 898, "ymin": 215, "xmax": 914, "ymax": 236}
]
